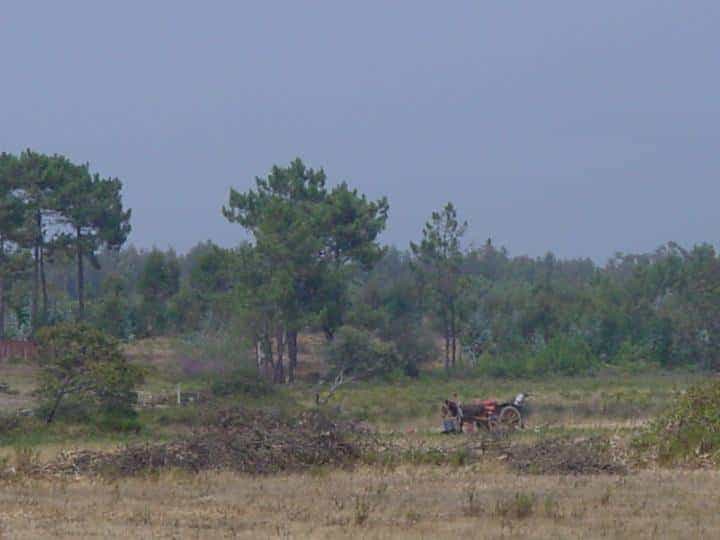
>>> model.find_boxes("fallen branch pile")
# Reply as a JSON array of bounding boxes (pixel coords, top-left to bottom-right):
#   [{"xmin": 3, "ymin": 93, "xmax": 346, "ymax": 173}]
[
  {"xmin": 12, "ymin": 409, "xmax": 631, "ymax": 478},
  {"xmin": 36, "ymin": 408, "xmax": 361, "ymax": 477},
  {"xmin": 507, "ymin": 436, "xmax": 627, "ymax": 475}
]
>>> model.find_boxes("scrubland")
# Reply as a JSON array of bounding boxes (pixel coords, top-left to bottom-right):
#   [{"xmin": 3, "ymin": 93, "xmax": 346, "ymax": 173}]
[{"xmin": 0, "ymin": 341, "xmax": 717, "ymax": 538}]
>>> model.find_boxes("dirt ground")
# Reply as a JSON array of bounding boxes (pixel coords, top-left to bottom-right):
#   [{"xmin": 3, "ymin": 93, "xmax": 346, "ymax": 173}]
[{"xmin": 0, "ymin": 466, "xmax": 718, "ymax": 539}]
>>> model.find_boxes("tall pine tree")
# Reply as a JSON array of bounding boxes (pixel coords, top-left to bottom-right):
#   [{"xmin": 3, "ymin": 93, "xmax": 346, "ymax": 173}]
[
  {"xmin": 54, "ymin": 163, "xmax": 131, "ymax": 320},
  {"xmin": 411, "ymin": 202, "xmax": 468, "ymax": 371},
  {"xmin": 224, "ymin": 159, "xmax": 388, "ymax": 382},
  {"xmin": 0, "ymin": 153, "xmax": 29, "ymax": 337}
]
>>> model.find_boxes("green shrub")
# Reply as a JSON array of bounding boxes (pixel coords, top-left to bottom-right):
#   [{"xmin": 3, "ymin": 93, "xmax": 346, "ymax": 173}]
[
  {"xmin": 96, "ymin": 409, "xmax": 142, "ymax": 433},
  {"xmin": 35, "ymin": 323, "xmax": 145, "ymax": 423},
  {"xmin": 90, "ymin": 276, "xmax": 132, "ymax": 339},
  {"xmin": 633, "ymin": 379, "xmax": 720, "ymax": 465},
  {"xmin": 611, "ymin": 340, "xmax": 659, "ymax": 373},
  {"xmin": 210, "ymin": 369, "xmax": 274, "ymax": 398},
  {"xmin": 476, "ymin": 351, "xmax": 534, "ymax": 378},
  {"xmin": 528, "ymin": 335, "xmax": 596, "ymax": 375},
  {"xmin": 393, "ymin": 328, "xmax": 437, "ymax": 377},
  {"xmin": 34, "ymin": 398, "xmax": 95, "ymax": 423},
  {"xmin": 476, "ymin": 335, "xmax": 597, "ymax": 377},
  {"xmin": 326, "ymin": 326, "xmax": 403, "ymax": 376}
]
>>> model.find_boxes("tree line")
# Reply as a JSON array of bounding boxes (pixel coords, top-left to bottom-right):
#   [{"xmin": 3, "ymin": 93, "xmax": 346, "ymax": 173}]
[
  {"xmin": 4, "ymin": 153, "xmax": 720, "ymax": 380},
  {"xmin": 0, "ymin": 150, "xmax": 130, "ymax": 334}
]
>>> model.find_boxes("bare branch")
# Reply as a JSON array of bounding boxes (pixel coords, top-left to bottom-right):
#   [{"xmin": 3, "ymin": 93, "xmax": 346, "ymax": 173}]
[{"xmin": 315, "ymin": 370, "xmax": 355, "ymax": 406}]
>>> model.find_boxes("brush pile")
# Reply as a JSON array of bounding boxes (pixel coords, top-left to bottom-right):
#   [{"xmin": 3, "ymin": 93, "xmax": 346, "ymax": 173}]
[
  {"xmin": 37, "ymin": 408, "xmax": 362, "ymax": 477},
  {"xmin": 507, "ymin": 436, "xmax": 626, "ymax": 475}
]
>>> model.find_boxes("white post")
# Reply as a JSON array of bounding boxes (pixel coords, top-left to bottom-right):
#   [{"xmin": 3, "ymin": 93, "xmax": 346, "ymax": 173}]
[{"xmin": 176, "ymin": 383, "xmax": 181, "ymax": 406}]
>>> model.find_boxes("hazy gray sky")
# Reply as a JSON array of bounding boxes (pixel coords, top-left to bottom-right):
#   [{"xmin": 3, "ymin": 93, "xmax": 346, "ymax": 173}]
[{"xmin": 2, "ymin": 2, "xmax": 718, "ymax": 261}]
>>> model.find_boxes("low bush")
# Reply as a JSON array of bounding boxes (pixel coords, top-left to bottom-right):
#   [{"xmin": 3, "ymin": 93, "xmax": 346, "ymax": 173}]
[
  {"xmin": 210, "ymin": 369, "xmax": 274, "ymax": 398},
  {"xmin": 96, "ymin": 409, "xmax": 142, "ymax": 433},
  {"xmin": 475, "ymin": 353, "xmax": 528, "ymax": 378},
  {"xmin": 633, "ymin": 379, "xmax": 720, "ymax": 466},
  {"xmin": 393, "ymin": 328, "xmax": 437, "ymax": 377},
  {"xmin": 476, "ymin": 335, "xmax": 597, "ymax": 377},
  {"xmin": 35, "ymin": 323, "xmax": 144, "ymax": 424},
  {"xmin": 34, "ymin": 398, "xmax": 95, "ymax": 424},
  {"xmin": 608, "ymin": 340, "xmax": 660, "ymax": 374},
  {"xmin": 326, "ymin": 326, "xmax": 403, "ymax": 376}
]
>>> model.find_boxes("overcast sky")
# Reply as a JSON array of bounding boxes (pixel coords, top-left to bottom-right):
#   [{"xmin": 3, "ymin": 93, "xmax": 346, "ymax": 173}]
[{"xmin": 1, "ymin": 2, "xmax": 718, "ymax": 262}]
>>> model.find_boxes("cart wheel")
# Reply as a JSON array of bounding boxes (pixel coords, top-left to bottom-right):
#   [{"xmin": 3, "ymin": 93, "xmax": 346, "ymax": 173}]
[{"xmin": 498, "ymin": 405, "xmax": 523, "ymax": 430}]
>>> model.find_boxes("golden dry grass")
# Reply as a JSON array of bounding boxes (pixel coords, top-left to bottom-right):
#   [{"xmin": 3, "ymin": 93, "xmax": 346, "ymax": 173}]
[
  {"xmin": 0, "ymin": 465, "xmax": 718, "ymax": 538},
  {"xmin": 1, "ymin": 340, "xmax": 717, "ymax": 538}
]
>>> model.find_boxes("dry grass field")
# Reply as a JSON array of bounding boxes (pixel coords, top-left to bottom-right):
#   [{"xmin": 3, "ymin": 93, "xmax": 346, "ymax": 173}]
[
  {"xmin": 0, "ymin": 340, "xmax": 718, "ymax": 539},
  {"xmin": 0, "ymin": 466, "xmax": 719, "ymax": 538}
]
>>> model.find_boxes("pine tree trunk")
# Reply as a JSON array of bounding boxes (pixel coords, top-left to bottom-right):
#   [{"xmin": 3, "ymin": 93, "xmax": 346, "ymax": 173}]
[
  {"xmin": 31, "ymin": 223, "xmax": 40, "ymax": 327},
  {"xmin": 261, "ymin": 328, "xmax": 274, "ymax": 382},
  {"xmin": 274, "ymin": 328, "xmax": 285, "ymax": 383},
  {"xmin": 0, "ymin": 238, "xmax": 5, "ymax": 340},
  {"xmin": 76, "ymin": 227, "xmax": 85, "ymax": 320},
  {"xmin": 40, "ymin": 245, "xmax": 48, "ymax": 323},
  {"xmin": 255, "ymin": 339, "xmax": 262, "ymax": 373},
  {"xmin": 35, "ymin": 209, "xmax": 49, "ymax": 324},
  {"xmin": 452, "ymin": 335, "xmax": 457, "ymax": 368},
  {"xmin": 0, "ymin": 275, "xmax": 4, "ymax": 340},
  {"xmin": 444, "ymin": 328, "xmax": 450, "ymax": 373},
  {"xmin": 287, "ymin": 329, "xmax": 298, "ymax": 383},
  {"xmin": 450, "ymin": 302, "xmax": 457, "ymax": 367}
]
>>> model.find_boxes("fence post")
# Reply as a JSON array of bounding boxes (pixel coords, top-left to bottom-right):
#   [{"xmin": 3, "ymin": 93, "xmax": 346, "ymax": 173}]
[{"xmin": 176, "ymin": 384, "xmax": 181, "ymax": 406}]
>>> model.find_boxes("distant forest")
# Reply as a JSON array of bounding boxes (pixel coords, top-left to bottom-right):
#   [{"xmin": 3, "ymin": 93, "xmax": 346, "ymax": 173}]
[{"xmin": 2, "ymin": 151, "xmax": 720, "ymax": 381}]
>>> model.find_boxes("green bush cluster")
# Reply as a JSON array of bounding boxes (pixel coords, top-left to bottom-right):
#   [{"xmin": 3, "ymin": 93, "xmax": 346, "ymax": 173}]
[
  {"xmin": 211, "ymin": 369, "xmax": 274, "ymax": 398},
  {"xmin": 326, "ymin": 326, "xmax": 404, "ymax": 376},
  {"xmin": 35, "ymin": 323, "xmax": 144, "ymax": 426},
  {"xmin": 633, "ymin": 379, "xmax": 720, "ymax": 465},
  {"xmin": 475, "ymin": 335, "xmax": 597, "ymax": 377}
]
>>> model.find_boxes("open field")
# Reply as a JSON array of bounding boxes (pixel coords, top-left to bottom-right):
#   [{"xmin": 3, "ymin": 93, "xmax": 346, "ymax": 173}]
[
  {"xmin": 0, "ymin": 467, "xmax": 719, "ymax": 538},
  {"xmin": 326, "ymin": 370, "xmax": 708, "ymax": 431},
  {"xmin": 0, "ymin": 340, "xmax": 718, "ymax": 538}
]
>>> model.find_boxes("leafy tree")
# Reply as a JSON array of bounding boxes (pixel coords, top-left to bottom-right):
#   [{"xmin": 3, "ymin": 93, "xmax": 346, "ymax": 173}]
[
  {"xmin": 15, "ymin": 150, "xmax": 60, "ymax": 326},
  {"xmin": 189, "ymin": 243, "xmax": 235, "ymax": 297},
  {"xmin": 314, "ymin": 183, "xmax": 389, "ymax": 337},
  {"xmin": 54, "ymin": 164, "xmax": 131, "ymax": 320},
  {"xmin": 224, "ymin": 159, "xmax": 328, "ymax": 383},
  {"xmin": 229, "ymin": 241, "xmax": 292, "ymax": 382},
  {"xmin": 35, "ymin": 322, "xmax": 143, "ymax": 423},
  {"xmin": 326, "ymin": 325, "xmax": 401, "ymax": 377},
  {"xmin": 0, "ymin": 153, "xmax": 30, "ymax": 337},
  {"xmin": 137, "ymin": 250, "xmax": 180, "ymax": 335},
  {"xmin": 346, "ymin": 248, "xmax": 435, "ymax": 375},
  {"xmin": 224, "ymin": 159, "xmax": 388, "ymax": 382},
  {"xmin": 1, "ymin": 151, "xmax": 132, "ymax": 330},
  {"xmin": 92, "ymin": 275, "xmax": 130, "ymax": 339},
  {"xmin": 411, "ymin": 202, "xmax": 469, "ymax": 370}
]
